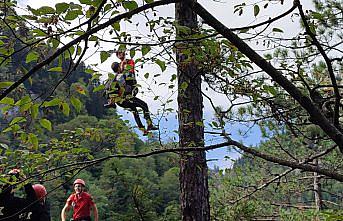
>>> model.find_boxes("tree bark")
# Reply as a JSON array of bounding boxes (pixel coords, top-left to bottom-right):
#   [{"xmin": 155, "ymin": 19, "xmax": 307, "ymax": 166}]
[
  {"xmin": 313, "ymin": 159, "xmax": 323, "ymax": 211},
  {"xmin": 176, "ymin": 1, "xmax": 210, "ymax": 220}
]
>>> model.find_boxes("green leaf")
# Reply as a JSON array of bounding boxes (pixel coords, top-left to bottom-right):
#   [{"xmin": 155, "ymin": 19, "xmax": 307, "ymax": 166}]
[
  {"xmin": 70, "ymin": 97, "xmax": 82, "ymax": 112},
  {"xmin": 156, "ymin": 59, "xmax": 166, "ymax": 72},
  {"xmin": 312, "ymin": 12, "xmax": 323, "ymax": 20},
  {"xmin": 15, "ymin": 95, "xmax": 31, "ymax": 106},
  {"xmin": 85, "ymin": 68, "xmax": 95, "ymax": 74},
  {"xmin": 10, "ymin": 117, "xmax": 26, "ymax": 126},
  {"xmin": 100, "ymin": 51, "xmax": 110, "ymax": 63},
  {"xmin": 263, "ymin": 85, "xmax": 277, "ymax": 96},
  {"xmin": 80, "ymin": 0, "xmax": 93, "ymax": 5},
  {"xmin": 42, "ymin": 98, "xmax": 61, "ymax": 107},
  {"xmin": 141, "ymin": 45, "xmax": 151, "ymax": 56},
  {"xmin": 48, "ymin": 67, "xmax": 63, "ymax": 72},
  {"xmin": 22, "ymin": 15, "xmax": 38, "ymax": 20},
  {"xmin": 212, "ymin": 121, "xmax": 219, "ymax": 127},
  {"xmin": 51, "ymin": 38, "xmax": 60, "ymax": 48},
  {"xmin": 104, "ymin": 4, "xmax": 112, "ymax": 12},
  {"xmin": 64, "ymin": 46, "xmax": 75, "ymax": 59},
  {"xmin": 32, "ymin": 29, "xmax": 47, "ymax": 37},
  {"xmin": 55, "ymin": 3, "xmax": 69, "ymax": 14},
  {"xmin": 0, "ymin": 97, "xmax": 14, "ymax": 105},
  {"xmin": 37, "ymin": 6, "xmax": 55, "ymax": 15},
  {"xmin": 176, "ymin": 25, "xmax": 191, "ymax": 35},
  {"xmin": 28, "ymin": 133, "xmax": 38, "ymax": 150},
  {"xmin": 272, "ymin": 28, "xmax": 283, "ymax": 33},
  {"xmin": 92, "ymin": 84, "xmax": 105, "ymax": 92},
  {"xmin": 26, "ymin": 52, "xmax": 39, "ymax": 63},
  {"xmin": 0, "ymin": 40, "xmax": 4, "ymax": 46},
  {"xmin": 112, "ymin": 22, "xmax": 120, "ymax": 31},
  {"xmin": 65, "ymin": 10, "xmax": 81, "ymax": 20},
  {"xmin": 62, "ymin": 102, "xmax": 70, "ymax": 116},
  {"xmin": 0, "ymin": 81, "xmax": 13, "ymax": 89},
  {"xmin": 130, "ymin": 49, "xmax": 136, "ymax": 58},
  {"xmin": 19, "ymin": 102, "xmax": 32, "ymax": 113},
  {"xmin": 123, "ymin": 1, "xmax": 138, "ymax": 11},
  {"xmin": 31, "ymin": 104, "xmax": 39, "ymax": 119},
  {"xmin": 40, "ymin": 119, "xmax": 52, "ymax": 131},
  {"xmin": 170, "ymin": 74, "xmax": 177, "ymax": 82},
  {"xmin": 2, "ymin": 126, "xmax": 12, "ymax": 133},
  {"xmin": 254, "ymin": 5, "xmax": 260, "ymax": 17},
  {"xmin": 89, "ymin": 36, "xmax": 98, "ymax": 41},
  {"xmin": 144, "ymin": 0, "xmax": 154, "ymax": 3}
]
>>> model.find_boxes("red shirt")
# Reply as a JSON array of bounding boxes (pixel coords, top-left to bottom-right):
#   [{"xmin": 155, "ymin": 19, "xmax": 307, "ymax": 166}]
[
  {"xmin": 67, "ymin": 192, "xmax": 95, "ymax": 220},
  {"xmin": 126, "ymin": 59, "xmax": 135, "ymax": 73},
  {"xmin": 119, "ymin": 59, "xmax": 135, "ymax": 74}
]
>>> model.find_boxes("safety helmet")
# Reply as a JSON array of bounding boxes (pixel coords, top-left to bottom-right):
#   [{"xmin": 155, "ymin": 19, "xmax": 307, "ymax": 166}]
[
  {"xmin": 73, "ymin": 178, "xmax": 85, "ymax": 187},
  {"xmin": 32, "ymin": 184, "xmax": 47, "ymax": 201},
  {"xmin": 111, "ymin": 62, "xmax": 120, "ymax": 72}
]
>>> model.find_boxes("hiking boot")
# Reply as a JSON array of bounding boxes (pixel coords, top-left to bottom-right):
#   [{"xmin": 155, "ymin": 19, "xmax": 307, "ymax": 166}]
[
  {"xmin": 104, "ymin": 102, "xmax": 116, "ymax": 108},
  {"xmin": 139, "ymin": 127, "xmax": 149, "ymax": 136},
  {"xmin": 143, "ymin": 130, "xmax": 149, "ymax": 136},
  {"xmin": 147, "ymin": 124, "xmax": 158, "ymax": 131}
]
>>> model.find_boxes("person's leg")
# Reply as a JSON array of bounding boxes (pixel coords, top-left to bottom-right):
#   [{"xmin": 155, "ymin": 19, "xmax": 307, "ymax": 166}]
[
  {"xmin": 118, "ymin": 101, "xmax": 145, "ymax": 130},
  {"xmin": 130, "ymin": 97, "xmax": 158, "ymax": 131}
]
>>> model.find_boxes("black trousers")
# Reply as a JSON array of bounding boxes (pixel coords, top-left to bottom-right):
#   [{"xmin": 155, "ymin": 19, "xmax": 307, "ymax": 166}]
[{"xmin": 117, "ymin": 97, "xmax": 153, "ymax": 129}]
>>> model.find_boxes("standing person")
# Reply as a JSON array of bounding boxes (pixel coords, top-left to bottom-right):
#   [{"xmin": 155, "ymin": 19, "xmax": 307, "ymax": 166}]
[
  {"xmin": 30, "ymin": 184, "xmax": 51, "ymax": 221},
  {"xmin": 61, "ymin": 179, "xmax": 98, "ymax": 221},
  {"xmin": 104, "ymin": 48, "xmax": 158, "ymax": 135},
  {"xmin": 0, "ymin": 169, "xmax": 50, "ymax": 221}
]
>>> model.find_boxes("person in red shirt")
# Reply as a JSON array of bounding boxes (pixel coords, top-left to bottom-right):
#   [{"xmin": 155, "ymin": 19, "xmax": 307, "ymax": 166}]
[
  {"xmin": 104, "ymin": 48, "xmax": 158, "ymax": 135},
  {"xmin": 61, "ymin": 179, "xmax": 98, "ymax": 221}
]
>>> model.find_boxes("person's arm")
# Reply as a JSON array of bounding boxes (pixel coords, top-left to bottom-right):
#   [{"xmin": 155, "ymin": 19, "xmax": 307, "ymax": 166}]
[
  {"xmin": 91, "ymin": 203, "xmax": 98, "ymax": 221},
  {"xmin": 61, "ymin": 203, "xmax": 70, "ymax": 221},
  {"xmin": 24, "ymin": 183, "xmax": 37, "ymax": 202}
]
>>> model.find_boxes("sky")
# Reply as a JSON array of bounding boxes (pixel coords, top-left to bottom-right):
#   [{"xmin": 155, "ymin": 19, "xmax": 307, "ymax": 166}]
[{"xmin": 15, "ymin": 0, "xmax": 315, "ymax": 169}]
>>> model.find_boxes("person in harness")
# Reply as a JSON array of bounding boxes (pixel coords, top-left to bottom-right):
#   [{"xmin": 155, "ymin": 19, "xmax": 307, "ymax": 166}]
[
  {"xmin": 104, "ymin": 48, "xmax": 158, "ymax": 136},
  {"xmin": 0, "ymin": 169, "xmax": 50, "ymax": 221},
  {"xmin": 61, "ymin": 179, "xmax": 98, "ymax": 221}
]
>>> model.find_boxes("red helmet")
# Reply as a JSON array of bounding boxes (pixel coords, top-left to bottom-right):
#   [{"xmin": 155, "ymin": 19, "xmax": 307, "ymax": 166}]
[
  {"xmin": 73, "ymin": 179, "xmax": 85, "ymax": 187},
  {"xmin": 32, "ymin": 184, "xmax": 47, "ymax": 201}
]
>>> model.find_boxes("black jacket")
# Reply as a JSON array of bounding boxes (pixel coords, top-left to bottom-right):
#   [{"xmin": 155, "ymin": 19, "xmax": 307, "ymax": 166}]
[{"xmin": 0, "ymin": 184, "xmax": 50, "ymax": 221}]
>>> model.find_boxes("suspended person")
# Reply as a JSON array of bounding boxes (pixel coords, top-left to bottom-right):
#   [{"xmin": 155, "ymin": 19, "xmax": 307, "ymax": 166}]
[
  {"xmin": 104, "ymin": 48, "xmax": 158, "ymax": 135},
  {"xmin": 61, "ymin": 179, "xmax": 98, "ymax": 221},
  {"xmin": 0, "ymin": 169, "xmax": 50, "ymax": 221}
]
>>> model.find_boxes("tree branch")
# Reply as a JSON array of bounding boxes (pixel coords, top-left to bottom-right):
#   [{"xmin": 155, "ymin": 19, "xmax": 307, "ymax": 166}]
[
  {"xmin": 186, "ymin": 0, "xmax": 343, "ymax": 153},
  {"xmin": 0, "ymin": 0, "xmax": 181, "ymax": 101}
]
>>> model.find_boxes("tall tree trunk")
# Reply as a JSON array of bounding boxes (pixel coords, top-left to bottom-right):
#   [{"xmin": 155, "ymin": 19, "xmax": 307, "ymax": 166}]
[
  {"xmin": 313, "ymin": 159, "xmax": 323, "ymax": 212},
  {"xmin": 175, "ymin": 1, "xmax": 210, "ymax": 220}
]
